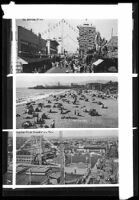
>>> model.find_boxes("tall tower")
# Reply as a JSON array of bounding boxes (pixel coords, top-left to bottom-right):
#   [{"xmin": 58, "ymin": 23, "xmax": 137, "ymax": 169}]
[
  {"xmin": 30, "ymin": 135, "xmax": 43, "ymax": 165},
  {"xmin": 59, "ymin": 131, "xmax": 65, "ymax": 184},
  {"xmin": 38, "ymin": 136, "xmax": 43, "ymax": 165},
  {"xmin": 77, "ymin": 22, "xmax": 96, "ymax": 57}
]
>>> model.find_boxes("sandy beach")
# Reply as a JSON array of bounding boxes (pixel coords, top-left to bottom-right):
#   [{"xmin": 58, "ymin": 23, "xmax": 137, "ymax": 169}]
[{"xmin": 16, "ymin": 89, "xmax": 118, "ymax": 128}]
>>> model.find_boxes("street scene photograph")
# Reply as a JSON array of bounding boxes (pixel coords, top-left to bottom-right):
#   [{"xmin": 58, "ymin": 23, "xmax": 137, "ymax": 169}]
[
  {"xmin": 16, "ymin": 19, "xmax": 118, "ymax": 73},
  {"xmin": 16, "ymin": 76, "xmax": 118, "ymax": 129},
  {"xmin": 16, "ymin": 130, "xmax": 118, "ymax": 185},
  {"xmin": 3, "ymin": 132, "xmax": 13, "ymax": 185}
]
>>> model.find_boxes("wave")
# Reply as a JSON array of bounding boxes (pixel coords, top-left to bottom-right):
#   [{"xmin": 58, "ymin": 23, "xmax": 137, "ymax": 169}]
[{"xmin": 16, "ymin": 89, "xmax": 70, "ymax": 106}]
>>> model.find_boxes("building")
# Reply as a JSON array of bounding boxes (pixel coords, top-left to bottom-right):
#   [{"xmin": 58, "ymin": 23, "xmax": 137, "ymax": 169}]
[
  {"xmin": 25, "ymin": 166, "xmax": 51, "ymax": 175},
  {"xmin": 65, "ymin": 162, "xmax": 90, "ymax": 175},
  {"xmin": 17, "ymin": 26, "xmax": 59, "ymax": 73},
  {"xmin": 77, "ymin": 23, "xmax": 97, "ymax": 57},
  {"xmin": 106, "ymin": 35, "xmax": 118, "ymax": 61},
  {"xmin": 18, "ymin": 26, "xmax": 47, "ymax": 58},
  {"xmin": 84, "ymin": 145, "xmax": 107, "ymax": 154},
  {"xmin": 16, "ymin": 166, "xmax": 29, "ymax": 174},
  {"xmin": 16, "ymin": 155, "xmax": 33, "ymax": 164},
  {"xmin": 107, "ymin": 36, "xmax": 118, "ymax": 52},
  {"xmin": 49, "ymin": 172, "xmax": 61, "ymax": 184},
  {"xmin": 46, "ymin": 39, "xmax": 59, "ymax": 55},
  {"xmin": 16, "ymin": 165, "xmax": 51, "ymax": 185},
  {"xmin": 86, "ymin": 82, "xmax": 103, "ymax": 91}
]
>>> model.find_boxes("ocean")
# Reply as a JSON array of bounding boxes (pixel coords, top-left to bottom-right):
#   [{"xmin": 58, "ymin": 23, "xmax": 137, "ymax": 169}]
[{"xmin": 16, "ymin": 88, "xmax": 69, "ymax": 105}]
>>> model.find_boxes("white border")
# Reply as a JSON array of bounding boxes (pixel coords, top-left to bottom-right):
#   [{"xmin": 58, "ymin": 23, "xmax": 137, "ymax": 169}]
[
  {"xmin": 2, "ymin": 3, "xmax": 134, "ymax": 199},
  {"xmin": 118, "ymin": 4, "xmax": 133, "ymax": 199},
  {"xmin": 3, "ymin": 184, "xmax": 119, "ymax": 188},
  {"xmin": 2, "ymin": 2, "xmax": 118, "ymax": 19},
  {"xmin": 12, "ymin": 18, "xmax": 16, "ymax": 189}
]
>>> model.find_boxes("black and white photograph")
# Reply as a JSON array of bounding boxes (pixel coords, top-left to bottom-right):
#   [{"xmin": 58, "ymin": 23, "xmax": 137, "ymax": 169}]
[
  {"xmin": 16, "ymin": 19, "xmax": 118, "ymax": 73},
  {"xmin": 16, "ymin": 76, "xmax": 118, "ymax": 129},
  {"xmin": 16, "ymin": 130, "xmax": 118, "ymax": 185},
  {"xmin": 2, "ymin": 132, "xmax": 13, "ymax": 185},
  {"xmin": 2, "ymin": 2, "xmax": 135, "ymax": 198}
]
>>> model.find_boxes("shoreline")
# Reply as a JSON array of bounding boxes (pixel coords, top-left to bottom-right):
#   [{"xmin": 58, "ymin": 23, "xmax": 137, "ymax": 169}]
[{"xmin": 16, "ymin": 89, "xmax": 70, "ymax": 106}]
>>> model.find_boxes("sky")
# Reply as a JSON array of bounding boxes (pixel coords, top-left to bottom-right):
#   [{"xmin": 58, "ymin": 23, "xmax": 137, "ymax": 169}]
[
  {"xmin": 16, "ymin": 19, "xmax": 117, "ymax": 53},
  {"xmin": 16, "ymin": 130, "xmax": 118, "ymax": 138},
  {"xmin": 16, "ymin": 76, "xmax": 118, "ymax": 88}
]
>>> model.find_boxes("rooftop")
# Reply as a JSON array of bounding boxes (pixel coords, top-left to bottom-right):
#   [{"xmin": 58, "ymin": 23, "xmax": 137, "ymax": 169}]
[
  {"xmin": 66, "ymin": 162, "xmax": 88, "ymax": 169},
  {"xmin": 18, "ymin": 26, "xmax": 46, "ymax": 47},
  {"xmin": 49, "ymin": 172, "xmax": 61, "ymax": 179},
  {"xmin": 26, "ymin": 166, "xmax": 50, "ymax": 173}
]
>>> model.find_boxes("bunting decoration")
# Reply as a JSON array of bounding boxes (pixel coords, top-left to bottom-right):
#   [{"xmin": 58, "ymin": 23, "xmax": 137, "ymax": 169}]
[{"xmin": 40, "ymin": 19, "xmax": 79, "ymax": 42}]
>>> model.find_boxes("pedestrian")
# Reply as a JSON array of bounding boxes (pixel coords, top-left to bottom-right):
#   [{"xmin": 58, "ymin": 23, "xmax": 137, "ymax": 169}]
[
  {"xmin": 73, "ymin": 63, "xmax": 76, "ymax": 73},
  {"xmin": 89, "ymin": 64, "xmax": 92, "ymax": 73},
  {"xmin": 60, "ymin": 107, "xmax": 63, "ymax": 114},
  {"xmin": 51, "ymin": 120, "xmax": 55, "ymax": 128},
  {"xmin": 70, "ymin": 61, "xmax": 74, "ymax": 73},
  {"xmin": 77, "ymin": 110, "xmax": 80, "ymax": 116}
]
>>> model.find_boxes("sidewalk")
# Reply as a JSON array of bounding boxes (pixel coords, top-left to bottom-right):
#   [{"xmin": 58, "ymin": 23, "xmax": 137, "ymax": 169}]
[{"xmin": 46, "ymin": 66, "xmax": 72, "ymax": 73}]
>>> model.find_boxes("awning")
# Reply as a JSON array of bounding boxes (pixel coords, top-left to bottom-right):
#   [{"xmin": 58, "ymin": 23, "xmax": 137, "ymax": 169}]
[
  {"xmin": 17, "ymin": 57, "xmax": 28, "ymax": 65},
  {"xmin": 93, "ymin": 59, "xmax": 104, "ymax": 66},
  {"xmin": 19, "ymin": 56, "xmax": 50, "ymax": 64},
  {"xmin": 50, "ymin": 47, "xmax": 57, "ymax": 52}
]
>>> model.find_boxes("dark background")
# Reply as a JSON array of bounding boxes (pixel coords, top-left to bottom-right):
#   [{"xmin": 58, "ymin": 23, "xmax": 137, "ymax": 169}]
[{"xmin": 2, "ymin": 19, "xmax": 13, "ymax": 129}]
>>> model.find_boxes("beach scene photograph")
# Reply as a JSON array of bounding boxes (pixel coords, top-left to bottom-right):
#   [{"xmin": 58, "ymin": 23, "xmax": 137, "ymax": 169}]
[
  {"xmin": 16, "ymin": 130, "xmax": 118, "ymax": 185},
  {"xmin": 16, "ymin": 75, "xmax": 118, "ymax": 129}
]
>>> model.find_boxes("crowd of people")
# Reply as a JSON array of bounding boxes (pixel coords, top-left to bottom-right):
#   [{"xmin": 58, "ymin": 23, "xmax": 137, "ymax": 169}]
[
  {"xmin": 29, "ymin": 42, "xmax": 118, "ymax": 73},
  {"xmin": 47, "ymin": 44, "xmax": 110, "ymax": 73},
  {"xmin": 49, "ymin": 54, "xmax": 98, "ymax": 73}
]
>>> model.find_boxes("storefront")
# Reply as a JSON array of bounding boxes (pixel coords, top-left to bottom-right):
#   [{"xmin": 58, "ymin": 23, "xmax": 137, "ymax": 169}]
[{"xmin": 21, "ymin": 57, "xmax": 53, "ymax": 73}]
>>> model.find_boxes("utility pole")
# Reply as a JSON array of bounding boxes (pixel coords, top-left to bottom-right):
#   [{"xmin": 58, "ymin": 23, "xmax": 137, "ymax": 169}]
[
  {"xmin": 61, "ymin": 19, "xmax": 64, "ymax": 54},
  {"xmin": 47, "ymin": 23, "xmax": 50, "ymax": 55},
  {"xmin": 59, "ymin": 131, "xmax": 65, "ymax": 184}
]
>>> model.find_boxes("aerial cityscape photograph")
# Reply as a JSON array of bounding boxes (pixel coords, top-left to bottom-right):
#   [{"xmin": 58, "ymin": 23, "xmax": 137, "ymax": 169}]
[
  {"xmin": 16, "ymin": 76, "xmax": 118, "ymax": 128},
  {"xmin": 16, "ymin": 19, "xmax": 118, "ymax": 73},
  {"xmin": 16, "ymin": 130, "xmax": 118, "ymax": 185},
  {"xmin": 3, "ymin": 132, "xmax": 13, "ymax": 185}
]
